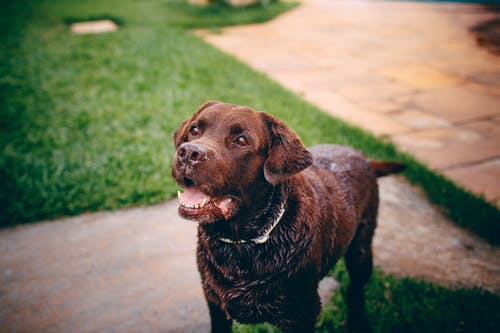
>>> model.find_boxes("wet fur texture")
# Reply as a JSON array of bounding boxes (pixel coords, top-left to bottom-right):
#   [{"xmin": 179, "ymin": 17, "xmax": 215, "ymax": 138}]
[{"xmin": 171, "ymin": 101, "xmax": 405, "ymax": 333}]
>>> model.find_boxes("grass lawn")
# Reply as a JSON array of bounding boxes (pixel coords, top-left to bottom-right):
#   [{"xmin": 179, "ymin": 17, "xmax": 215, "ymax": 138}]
[{"xmin": 1, "ymin": 0, "xmax": 499, "ymax": 332}]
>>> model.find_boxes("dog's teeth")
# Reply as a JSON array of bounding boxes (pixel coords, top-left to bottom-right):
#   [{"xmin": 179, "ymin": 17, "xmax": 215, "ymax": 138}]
[{"xmin": 200, "ymin": 198, "xmax": 208, "ymax": 208}]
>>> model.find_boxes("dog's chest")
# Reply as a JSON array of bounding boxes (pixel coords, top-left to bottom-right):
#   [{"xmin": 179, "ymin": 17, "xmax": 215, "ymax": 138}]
[
  {"xmin": 199, "ymin": 245, "xmax": 293, "ymax": 323},
  {"xmin": 217, "ymin": 275, "xmax": 285, "ymax": 323}
]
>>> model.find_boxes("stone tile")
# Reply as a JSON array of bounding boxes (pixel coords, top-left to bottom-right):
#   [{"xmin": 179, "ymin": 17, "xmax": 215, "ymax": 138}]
[
  {"xmin": 70, "ymin": 20, "xmax": 118, "ymax": 34},
  {"xmin": 188, "ymin": 0, "xmax": 210, "ymax": 5},
  {"xmin": 268, "ymin": 68, "xmax": 341, "ymax": 95},
  {"xmin": 393, "ymin": 138, "xmax": 500, "ymax": 170},
  {"xmin": 434, "ymin": 55, "xmax": 500, "ymax": 78},
  {"xmin": 468, "ymin": 72, "xmax": 500, "ymax": 89},
  {"xmin": 444, "ymin": 159, "xmax": 500, "ymax": 206},
  {"xmin": 304, "ymin": 91, "xmax": 410, "ymax": 136},
  {"xmin": 382, "ymin": 64, "xmax": 463, "ymax": 89},
  {"xmin": 392, "ymin": 109, "xmax": 451, "ymax": 129},
  {"xmin": 393, "ymin": 121, "xmax": 500, "ymax": 169},
  {"xmin": 318, "ymin": 277, "xmax": 340, "ymax": 306},
  {"xmin": 359, "ymin": 100, "xmax": 402, "ymax": 113},
  {"xmin": 314, "ymin": 66, "xmax": 390, "ymax": 87},
  {"xmin": 392, "ymin": 93, "xmax": 418, "ymax": 106},
  {"xmin": 466, "ymin": 81, "xmax": 500, "ymax": 100},
  {"xmin": 413, "ymin": 86, "xmax": 500, "ymax": 123},
  {"xmin": 337, "ymin": 81, "xmax": 416, "ymax": 103},
  {"xmin": 204, "ymin": 35, "xmax": 311, "ymax": 72}
]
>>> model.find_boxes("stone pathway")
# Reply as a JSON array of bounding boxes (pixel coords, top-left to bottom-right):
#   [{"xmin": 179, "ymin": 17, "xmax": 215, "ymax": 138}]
[{"xmin": 200, "ymin": 0, "xmax": 500, "ymax": 206}]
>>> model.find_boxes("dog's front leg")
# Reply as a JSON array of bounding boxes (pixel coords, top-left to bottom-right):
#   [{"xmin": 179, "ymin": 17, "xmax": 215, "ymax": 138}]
[
  {"xmin": 277, "ymin": 300, "xmax": 319, "ymax": 333},
  {"xmin": 207, "ymin": 300, "xmax": 232, "ymax": 333},
  {"xmin": 277, "ymin": 276, "xmax": 321, "ymax": 333}
]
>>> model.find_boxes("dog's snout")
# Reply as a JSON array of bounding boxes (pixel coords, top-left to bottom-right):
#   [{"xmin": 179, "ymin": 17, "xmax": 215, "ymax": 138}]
[{"xmin": 177, "ymin": 143, "xmax": 208, "ymax": 165}]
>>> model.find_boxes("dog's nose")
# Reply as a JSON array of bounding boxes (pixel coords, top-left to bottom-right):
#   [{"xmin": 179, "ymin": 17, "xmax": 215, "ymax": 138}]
[{"xmin": 177, "ymin": 143, "xmax": 208, "ymax": 166}]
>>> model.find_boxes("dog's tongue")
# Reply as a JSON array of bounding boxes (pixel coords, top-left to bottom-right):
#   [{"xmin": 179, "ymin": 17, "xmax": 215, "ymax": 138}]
[{"xmin": 178, "ymin": 187, "xmax": 210, "ymax": 206}]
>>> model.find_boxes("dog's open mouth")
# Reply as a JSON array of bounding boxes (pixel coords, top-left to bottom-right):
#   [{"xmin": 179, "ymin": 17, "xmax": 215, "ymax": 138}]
[{"xmin": 177, "ymin": 186, "xmax": 238, "ymax": 223}]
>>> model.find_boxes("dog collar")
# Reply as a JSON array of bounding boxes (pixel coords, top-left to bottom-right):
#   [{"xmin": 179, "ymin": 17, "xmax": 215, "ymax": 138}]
[{"xmin": 218, "ymin": 202, "xmax": 286, "ymax": 245}]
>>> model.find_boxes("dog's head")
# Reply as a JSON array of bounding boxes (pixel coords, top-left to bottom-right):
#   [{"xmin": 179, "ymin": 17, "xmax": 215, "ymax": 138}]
[{"xmin": 171, "ymin": 101, "xmax": 312, "ymax": 223}]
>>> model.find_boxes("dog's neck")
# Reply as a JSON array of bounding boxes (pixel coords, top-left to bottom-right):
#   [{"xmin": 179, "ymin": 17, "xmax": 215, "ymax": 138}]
[
  {"xmin": 203, "ymin": 182, "xmax": 289, "ymax": 245},
  {"xmin": 218, "ymin": 200, "xmax": 286, "ymax": 244}
]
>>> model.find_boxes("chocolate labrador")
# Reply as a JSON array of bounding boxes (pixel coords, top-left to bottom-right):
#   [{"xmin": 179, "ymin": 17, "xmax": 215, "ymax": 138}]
[{"xmin": 171, "ymin": 101, "xmax": 405, "ymax": 333}]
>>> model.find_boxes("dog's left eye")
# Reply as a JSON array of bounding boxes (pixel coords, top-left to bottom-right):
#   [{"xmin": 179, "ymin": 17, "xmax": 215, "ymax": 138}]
[
  {"xmin": 235, "ymin": 135, "xmax": 248, "ymax": 146},
  {"xmin": 190, "ymin": 125, "xmax": 200, "ymax": 137}
]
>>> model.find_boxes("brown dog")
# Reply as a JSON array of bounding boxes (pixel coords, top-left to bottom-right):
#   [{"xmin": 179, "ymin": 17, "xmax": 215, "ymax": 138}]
[{"xmin": 171, "ymin": 101, "xmax": 405, "ymax": 333}]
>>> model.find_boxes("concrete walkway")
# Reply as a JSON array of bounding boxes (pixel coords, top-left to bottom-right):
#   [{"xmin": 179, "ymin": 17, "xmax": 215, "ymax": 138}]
[
  {"xmin": 0, "ymin": 201, "xmax": 210, "ymax": 333},
  {"xmin": 200, "ymin": 0, "xmax": 500, "ymax": 206}
]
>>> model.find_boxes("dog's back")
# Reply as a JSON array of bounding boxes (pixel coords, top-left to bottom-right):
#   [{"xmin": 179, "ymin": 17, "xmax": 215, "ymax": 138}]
[{"xmin": 299, "ymin": 144, "xmax": 379, "ymax": 278}]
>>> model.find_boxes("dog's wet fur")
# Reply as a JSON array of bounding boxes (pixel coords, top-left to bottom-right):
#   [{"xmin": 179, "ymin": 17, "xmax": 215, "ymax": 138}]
[{"xmin": 171, "ymin": 101, "xmax": 405, "ymax": 333}]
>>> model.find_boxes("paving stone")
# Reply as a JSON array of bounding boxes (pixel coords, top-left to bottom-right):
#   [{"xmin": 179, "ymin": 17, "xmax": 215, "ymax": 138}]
[
  {"xmin": 444, "ymin": 158, "xmax": 500, "ymax": 206},
  {"xmin": 188, "ymin": 0, "xmax": 210, "ymax": 5},
  {"xmin": 433, "ymin": 55, "xmax": 500, "ymax": 78},
  {"xmin": 392, "ymin": 109, "xmax": 451, "ymax": 129},
  {"xmin": 413, "ymin": 85, "xmax": 500, "ymax": 123},
  {"xmin": 469, "ymin": 72, "xmax": 500, "ymax": 88},
  {"xmin": 337, "ymin": 82, "xmax": 416, "ymax": 103},
  {"xmin": 70, "ymin": 20, "xmax": 118, "ymax": 34},
  {"xmin": 382, "ymin": 64, "xmax": 463, "ymax": 89},
  {"xmin": 358, "ymin": 100, "xmax": 402, "ymax": 113},
  {"xmin": 393, "ymin": 121, "xmax": 500, "ymax": 172},
  {"xmin": 318, "ymin": 277, "xmax": 340, "ymax": 306},
  {"xmin": 466, "ymin": 80, "xmax": 500, "ymax": 99},
  {"xmin": 226, "ymin": 0, "xmax": 259, "ymax": 7},
  {"xmin": 268, "ymin": 68, "xmax": 343, "ymax": 95},
  {"xmin": 393, "ymin": 92, "xmax": 419, "ymax": 103},
  {"xmin": 301, "ymin": 91, "xmax": 410, "ymax": 136}
]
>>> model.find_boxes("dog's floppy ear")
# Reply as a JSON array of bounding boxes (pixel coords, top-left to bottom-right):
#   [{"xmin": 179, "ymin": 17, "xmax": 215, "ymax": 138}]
[
  {"xmin": 173, "ymin": 101, "xmax": 220, "ymax": 147},
  {"xmin": 261, "ymin": 112, "xmax": 313, "ymax": 185}
]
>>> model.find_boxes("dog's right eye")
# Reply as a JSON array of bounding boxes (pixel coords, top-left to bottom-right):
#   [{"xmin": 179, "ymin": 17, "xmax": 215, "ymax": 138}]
[
  {"xmin": 235, "ymin": 135, "xmax": 248, "ymax": 147},
  {"xmin": 190, "ymin": 125, "xmax": 200, "ymax": 137}
]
